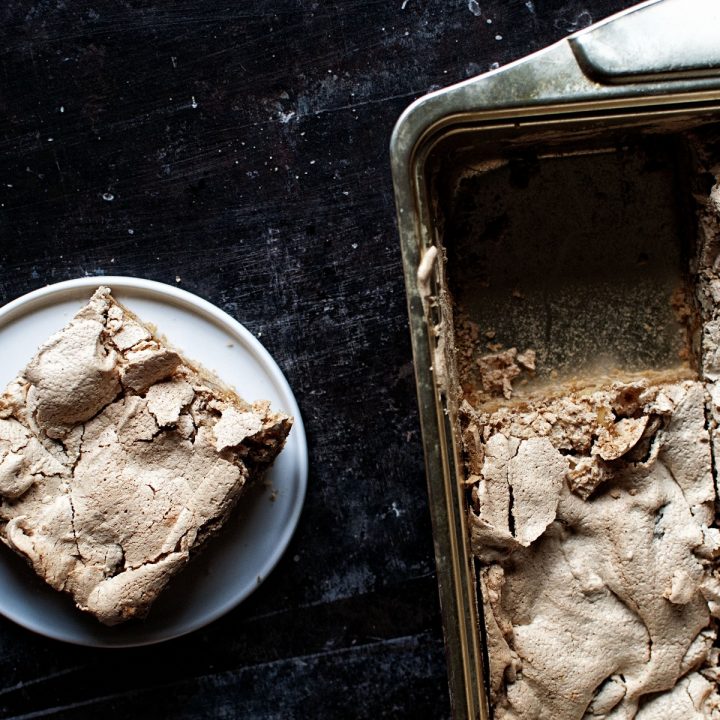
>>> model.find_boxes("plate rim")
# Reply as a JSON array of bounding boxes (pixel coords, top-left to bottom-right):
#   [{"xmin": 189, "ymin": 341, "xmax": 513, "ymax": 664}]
[{"xmin": 0, "ymin": 276, "xmax": 308, "ymax": 647}]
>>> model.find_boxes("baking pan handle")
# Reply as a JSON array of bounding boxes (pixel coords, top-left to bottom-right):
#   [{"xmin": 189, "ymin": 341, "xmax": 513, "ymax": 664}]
[{"xmin": 570, "ymin": 0, "xmax": 720, "ymax": 84}]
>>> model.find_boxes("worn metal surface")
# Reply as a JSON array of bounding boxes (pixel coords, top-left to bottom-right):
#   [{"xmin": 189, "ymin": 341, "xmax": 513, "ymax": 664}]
[{"xmin": 571, "ymin": 0, "xmax": 720, "ymax": 82}]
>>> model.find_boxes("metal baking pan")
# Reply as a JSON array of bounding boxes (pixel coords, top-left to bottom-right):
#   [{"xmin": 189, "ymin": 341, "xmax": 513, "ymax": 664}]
[{"xmin": 390, "ymin": 1, "xmax": 720, "ymax": 717}]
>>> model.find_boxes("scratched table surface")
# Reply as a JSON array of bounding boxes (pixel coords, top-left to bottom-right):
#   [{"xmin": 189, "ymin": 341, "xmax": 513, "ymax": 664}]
[{"xmin": 0, "ymin": 1, "xmax": 636, "ymax": 718}]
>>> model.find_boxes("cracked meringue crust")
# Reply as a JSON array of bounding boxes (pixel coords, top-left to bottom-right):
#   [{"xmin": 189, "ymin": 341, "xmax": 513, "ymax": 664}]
[
  {"xmin": 466, "ymin": 377, "xmax": 720, "ymax": 719},
  {"xmin": 459, "ymin": 180, "xmax": 720, "ymax": 716},
  {"xmin": 0, "ymin": 287, "xmax": 292, "ymax": 626}
]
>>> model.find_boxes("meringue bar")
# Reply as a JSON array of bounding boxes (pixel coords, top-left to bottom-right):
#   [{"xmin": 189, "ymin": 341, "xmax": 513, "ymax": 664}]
[
  {"xmin": 0, "ymin": 287, "xmax": 292, "ymax": 625},
  {"xmin": 464, "ymin": 373, "xmax": 720, "ymax": 719}
]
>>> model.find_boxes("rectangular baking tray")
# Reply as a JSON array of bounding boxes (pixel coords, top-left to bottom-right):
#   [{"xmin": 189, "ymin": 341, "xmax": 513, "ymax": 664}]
[{"xmin": 390, "ymin": 1, "xmax": 720, "ymax": 717}]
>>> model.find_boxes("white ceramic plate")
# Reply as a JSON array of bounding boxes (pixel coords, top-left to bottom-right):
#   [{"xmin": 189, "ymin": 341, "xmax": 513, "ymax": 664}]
[{"xmin": 0, "ymin": 277, "xmax": 307, "ymax": 647}]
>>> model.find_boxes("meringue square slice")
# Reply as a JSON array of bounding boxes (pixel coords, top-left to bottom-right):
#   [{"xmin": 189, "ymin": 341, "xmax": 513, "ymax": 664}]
[{"xmin": 0, "ymin": 287, "xmax": 291, "ymax": 625}]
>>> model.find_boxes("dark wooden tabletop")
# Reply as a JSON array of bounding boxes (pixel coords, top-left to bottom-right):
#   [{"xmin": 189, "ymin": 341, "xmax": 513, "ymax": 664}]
[{"xmin": 0, "ymin": 1, "xmax": 637, "ymax": 718}]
